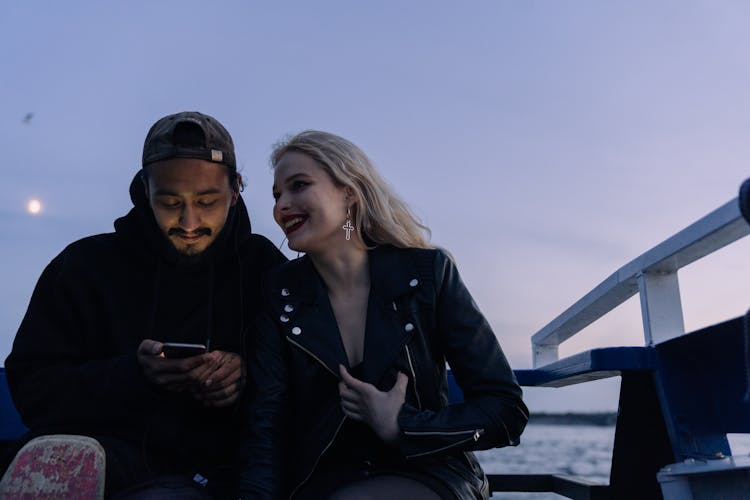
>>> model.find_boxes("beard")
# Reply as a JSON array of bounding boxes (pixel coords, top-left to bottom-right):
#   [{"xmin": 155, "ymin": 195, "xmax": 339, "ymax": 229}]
[{"xmin": 166, "ymin": 227, "xmax": 213, "ymax": 264}]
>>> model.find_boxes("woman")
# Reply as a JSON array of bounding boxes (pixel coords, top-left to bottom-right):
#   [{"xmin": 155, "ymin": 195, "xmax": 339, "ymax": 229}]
[{"xmin": 239, "ymin": 131, "xmax": 528, "ymax": 500}]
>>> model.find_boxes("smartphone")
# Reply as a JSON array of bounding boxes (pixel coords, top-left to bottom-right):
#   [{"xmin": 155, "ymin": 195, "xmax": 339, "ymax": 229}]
[{"xmin": 161, "ymin": 342, "xmax": 207, "ymax": 359}]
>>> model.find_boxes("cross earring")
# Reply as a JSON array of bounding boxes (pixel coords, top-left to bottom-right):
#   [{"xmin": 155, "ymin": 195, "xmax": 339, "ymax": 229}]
[{"xmin": 342, "ymin": 207, "xmax": 355, "ymax": 241}]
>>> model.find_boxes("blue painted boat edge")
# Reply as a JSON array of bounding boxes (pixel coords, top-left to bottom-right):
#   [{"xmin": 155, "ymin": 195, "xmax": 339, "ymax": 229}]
[{"xmin": 0, "ymin": 368, "xmax": 27, "ymax": 442}]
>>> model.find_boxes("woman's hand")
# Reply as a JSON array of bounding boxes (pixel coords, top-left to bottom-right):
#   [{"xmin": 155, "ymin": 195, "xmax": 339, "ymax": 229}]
[{"xmin": 338, "ymin": 364, "xmax": 408, "ymax": 444}]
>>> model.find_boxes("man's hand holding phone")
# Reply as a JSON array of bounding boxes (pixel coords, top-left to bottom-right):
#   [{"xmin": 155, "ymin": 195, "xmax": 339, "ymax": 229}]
[
  {"xmin": 138, "ymin": 339, "xmax": 216, "ymax": 392},
  {"xmin": 161, "ymin": 342, "xmax": 208, "ymax": 359},
  {"xmin": 137, "ymin": 339, "xmax": 244, "ymax": 407}
]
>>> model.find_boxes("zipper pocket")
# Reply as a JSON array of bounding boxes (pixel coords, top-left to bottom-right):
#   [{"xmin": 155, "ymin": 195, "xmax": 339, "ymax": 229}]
[
  {"xmin": 404, "ymin": 345, "xmax": 422, "ymax": 409},
  {"xmin": 404, "ymin": 428, "xmax": 484, "ymax": 459}
]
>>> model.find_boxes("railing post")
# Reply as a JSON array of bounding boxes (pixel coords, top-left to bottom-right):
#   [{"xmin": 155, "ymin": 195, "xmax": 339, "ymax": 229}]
[
  {"xmin": 532, "ymin": 342, "xmax": 558, "ymax": 368},
  {"xmin": 637, "ymin": 271, "xmax": 685, "ymax": 345}
]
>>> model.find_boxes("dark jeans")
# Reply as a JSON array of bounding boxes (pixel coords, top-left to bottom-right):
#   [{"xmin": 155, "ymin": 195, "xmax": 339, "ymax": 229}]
[{"xmin": 110, "ymin": 475, "xmax": 212, "ymax": 499}]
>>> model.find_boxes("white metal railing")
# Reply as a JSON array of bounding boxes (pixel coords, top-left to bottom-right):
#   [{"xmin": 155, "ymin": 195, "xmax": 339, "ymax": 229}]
[{"xmin": 532, "ymin": 196, "xmax": 750, "ymax": 368}]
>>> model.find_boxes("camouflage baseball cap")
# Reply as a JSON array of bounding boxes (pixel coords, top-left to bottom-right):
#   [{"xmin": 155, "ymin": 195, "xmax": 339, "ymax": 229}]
[{"xmin": 142, "ymin": 111, "xmax": 236, "ymax": 169}]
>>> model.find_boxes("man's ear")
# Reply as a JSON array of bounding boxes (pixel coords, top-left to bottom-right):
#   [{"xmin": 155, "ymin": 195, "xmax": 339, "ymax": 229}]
[
  {"xmin": 231, "ymin": 175, "xmax": 241, "ymax": 206},
  {"xmin": 141, "ymin": 171, "xmax": 150, "ymax": 199}
]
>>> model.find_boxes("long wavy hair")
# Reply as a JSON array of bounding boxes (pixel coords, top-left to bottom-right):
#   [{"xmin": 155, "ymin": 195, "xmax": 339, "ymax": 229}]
[{"xmin": 271, "ymin": 130, "xmax": 431, "ymax": 249}]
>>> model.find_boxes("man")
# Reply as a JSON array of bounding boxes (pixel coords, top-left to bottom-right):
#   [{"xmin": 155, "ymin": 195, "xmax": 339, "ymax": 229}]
[{"xmin": 4, "ymin": 111, "xmax": 286, "ymax": 498}]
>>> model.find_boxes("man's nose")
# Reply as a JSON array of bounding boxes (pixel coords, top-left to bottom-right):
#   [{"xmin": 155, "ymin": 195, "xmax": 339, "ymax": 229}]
[{"xmin": 179, "ymin": 205, "xmax": 200, "ymax": 230}]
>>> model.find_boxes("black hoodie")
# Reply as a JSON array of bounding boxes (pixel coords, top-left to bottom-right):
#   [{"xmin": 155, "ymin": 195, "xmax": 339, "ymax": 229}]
[{"xmin": 5, "ymin": 173, "xmax": 286, "ymax": 476}]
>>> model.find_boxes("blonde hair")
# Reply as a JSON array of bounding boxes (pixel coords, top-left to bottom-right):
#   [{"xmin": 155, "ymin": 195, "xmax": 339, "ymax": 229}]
[{"xmin": 271, "ymin": 130, "xmax": 431, "ymax": 249}]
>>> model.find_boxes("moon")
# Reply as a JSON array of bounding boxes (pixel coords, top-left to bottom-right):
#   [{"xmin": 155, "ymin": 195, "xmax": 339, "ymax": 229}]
[{"xmin": 27, "ymin": 199, "xmax": 43, "ymax": 215}]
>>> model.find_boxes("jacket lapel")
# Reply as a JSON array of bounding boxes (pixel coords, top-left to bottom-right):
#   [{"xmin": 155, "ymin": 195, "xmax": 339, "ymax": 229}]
[
  {"xmin": 360, "ymin": 247, "xmax": 422, "ymax": 386},
  {"xmin": 269, "ymin": 248, "xmax": 424, "ymax": 384},
  {"xmin": 269, "ymin": 257, "xmax": 348, "ymax": 378}
]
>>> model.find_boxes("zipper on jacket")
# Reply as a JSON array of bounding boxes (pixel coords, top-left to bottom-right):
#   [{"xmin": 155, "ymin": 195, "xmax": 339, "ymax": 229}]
[
  {"xmin": 286, "ymin": 337, "xmax": 337, "ymax": 377},
  {"xmin": 499, "ymin": 418, "xmax": 512, "ymax": 445},
  {"xmin": 516, "ymin": 404, "xmax": 530, "ymax": 420},
  {"xmin": 404, "ymin": 345, "xmax": 422, "ymax": 409},
  {"xmin": 285, "ymin": 336, "xmax": 347, "ymax": 498},
  {"xmin": 290, "ymin": 416, "xmax": 346, "ymax": 498},
  {"xmin": 403, "ymin": 428, "xmax": 484, "ymax": 437},
  {"xmin": 404, "ymin": 428, "xmax": 484, "ymax": 459}
]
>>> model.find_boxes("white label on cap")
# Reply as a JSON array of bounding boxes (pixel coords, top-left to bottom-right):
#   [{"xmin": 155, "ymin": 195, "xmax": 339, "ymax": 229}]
[{"xmin": 211, "ymin": 149, "xmax": 223, "ymax": 162}]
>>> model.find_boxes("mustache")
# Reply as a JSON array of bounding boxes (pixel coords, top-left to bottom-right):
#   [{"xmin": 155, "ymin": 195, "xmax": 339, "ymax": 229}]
[{"xmin": 168, "ymin": 227, "xmax": 212, "ymax": 237}]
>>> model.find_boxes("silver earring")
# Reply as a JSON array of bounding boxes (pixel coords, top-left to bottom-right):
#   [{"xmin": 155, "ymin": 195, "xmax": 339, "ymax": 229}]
[{"xmin": 342, "ymin": 207, "xmax": 355, "ymax": 241}]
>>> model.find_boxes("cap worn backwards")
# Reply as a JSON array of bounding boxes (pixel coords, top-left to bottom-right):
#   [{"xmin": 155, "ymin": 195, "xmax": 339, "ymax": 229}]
[{"xmin": 142, "ymin": 111, "xmax": 236, "ymax": 170}]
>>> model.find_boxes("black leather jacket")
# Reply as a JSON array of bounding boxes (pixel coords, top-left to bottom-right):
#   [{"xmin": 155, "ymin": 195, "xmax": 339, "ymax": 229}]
[{"xmin": 240, "ymin": 246, "xmax": 528, "ymax": 499}]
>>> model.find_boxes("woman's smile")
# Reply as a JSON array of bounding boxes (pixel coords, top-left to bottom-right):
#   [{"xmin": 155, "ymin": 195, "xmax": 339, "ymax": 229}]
[{"xmin": 281, "ymin": 214, "xmax": 308, "ymax": 235}]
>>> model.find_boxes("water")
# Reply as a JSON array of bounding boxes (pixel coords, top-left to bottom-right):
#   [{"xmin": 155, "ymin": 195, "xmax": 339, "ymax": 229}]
[
  {"xmin": 474, "ymin": 424, "xmax": 750, "ymax": 499},
  {"xmin": 475, "ymin": 424, "xmax": 613, "ymax": 499}
]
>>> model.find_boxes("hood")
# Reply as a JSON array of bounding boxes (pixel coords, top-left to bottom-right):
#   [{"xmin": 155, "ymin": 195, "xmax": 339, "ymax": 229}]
[
  {"xmin": 114, "ymin": 172, "xmax": 253, "ymax": 265},
  {"xmin": 112, "ymin": 171, "xmax": 253, "ymax": 357}
]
